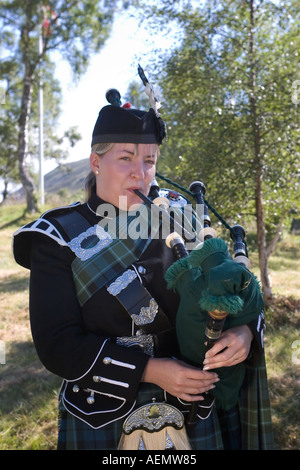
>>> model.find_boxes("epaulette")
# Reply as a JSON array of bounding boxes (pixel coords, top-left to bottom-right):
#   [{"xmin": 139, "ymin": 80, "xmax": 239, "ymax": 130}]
[{"xmin": 12, "ymin": 202, "xmax": 84, "ymax": 269}]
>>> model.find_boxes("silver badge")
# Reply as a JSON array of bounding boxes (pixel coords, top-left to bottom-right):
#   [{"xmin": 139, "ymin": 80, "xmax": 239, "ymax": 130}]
[
  {"xmin": 122, "ymin": 401, "xmax": 185, "ymax": 434},
  {"xmin": 116, "ymin": 334, "xmax": 155, "ymax": 357},
  {"xmin": 107, "ymin": 269, "xmax": 137, "ymax": 296},
  {"xmin": 131, "ymin": 298, "xmax": 158, "ymax": 325},
  {"xmin": 68, "ymin": 225, "xmax": 112, "ymax": 261}
]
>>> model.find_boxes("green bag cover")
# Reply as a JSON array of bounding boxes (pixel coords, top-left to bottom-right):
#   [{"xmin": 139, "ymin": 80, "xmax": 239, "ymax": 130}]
[{"xmin": 165, "ymin": 237, "xmax": 263, "ymax": 410}]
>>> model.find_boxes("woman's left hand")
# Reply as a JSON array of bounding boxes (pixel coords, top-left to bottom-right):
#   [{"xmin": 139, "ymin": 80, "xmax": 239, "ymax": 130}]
[{"xmin": 202, "ymin": 325, "xmax": 253, "ymax": 370}]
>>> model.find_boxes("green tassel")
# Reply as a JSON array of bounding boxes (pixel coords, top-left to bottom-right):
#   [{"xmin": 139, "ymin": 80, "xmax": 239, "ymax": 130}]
[
  {"xmin": 165, "ymin": 257, "xmax": 191, "ymax": 289},
  {"xmin": 200, "ymin": 289, "xmax": 244, "ymax": 315}
]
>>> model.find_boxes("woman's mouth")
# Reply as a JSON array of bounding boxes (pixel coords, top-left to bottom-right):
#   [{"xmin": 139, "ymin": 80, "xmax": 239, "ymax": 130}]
[{"xmin": 127, "ymin": 187, "xmax": 144, "ymax": 195}]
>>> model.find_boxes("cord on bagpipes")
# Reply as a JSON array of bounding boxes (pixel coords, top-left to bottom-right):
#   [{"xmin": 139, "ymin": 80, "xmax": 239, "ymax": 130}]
[{"xmin": 155, "ymin": 172, "xmax": 249, "ymax": 260}]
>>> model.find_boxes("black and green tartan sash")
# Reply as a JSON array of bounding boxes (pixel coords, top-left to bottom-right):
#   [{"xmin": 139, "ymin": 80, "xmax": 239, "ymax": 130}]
[
  {"xmin": 71, "ymin": 205, "xmax": 155, "ymax": 307},
  {"xmin": 69, "ymin": 201, "xmax": 201, "ymax": 307}
]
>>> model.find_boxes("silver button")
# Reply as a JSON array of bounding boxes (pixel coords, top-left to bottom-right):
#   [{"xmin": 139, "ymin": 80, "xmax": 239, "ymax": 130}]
[
  {"xmin": 137, "ymin": 266, "xmax": 146, "ymax": 274},
  {"xmin": 87, "ymin": 392, "xmax": 95, "ymax": 404},
  {"xmin": 93, "ymin": 375, "xmax": 101, "ymax": 382},
  {"xmin": 103, "ymin": 357, "xmax": 112, "ymax": 365},
  {"xmin": 72, "ymin": 384, "xmax": 80, "ymax": 393}
]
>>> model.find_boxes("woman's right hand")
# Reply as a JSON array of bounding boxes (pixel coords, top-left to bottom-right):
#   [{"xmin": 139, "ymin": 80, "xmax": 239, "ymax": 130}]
[{"xmin": 141, "ymin": 357, "xmax": 219, "ymax": 402}]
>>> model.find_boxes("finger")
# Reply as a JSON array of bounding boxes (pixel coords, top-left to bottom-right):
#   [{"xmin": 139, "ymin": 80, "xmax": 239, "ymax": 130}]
[
  {"xmin": 204, "ymin": 335, "xmax": 232, "ymax": 358},
  {"xmin": 180, "ymin": 381, "xmax": 219, "ymax": 401},
  {"xmin": 180, "ymin": 386, "xmax": 215, "ymax": 397},
  {"xmin": 179, "ymin": 393, "xmax": 205, "ymax": 402},
  {"xmin": 206, "ymin": 340, "xmax": 248, "ymax": 365},
  {"xmin": 194, "ymin": 370, "xmax": 219, "ymax": 381},
  {"xmin": 179, "ymin": 376, "xmax": 219, "ymax": 391},
  {"xmin": 203, "ymin": 353, "xmax": 244, "ymax": 370},
  {"xmin": 206, "ymin": 343, "xmax": 234, "ymax": 360},
  {"xmin": 172, "ymin": 374, "xmax": 219, "ymax": 397},
  {"xmin": 184, "ymin": 369, "xmax": 219, "ymax": 383}
]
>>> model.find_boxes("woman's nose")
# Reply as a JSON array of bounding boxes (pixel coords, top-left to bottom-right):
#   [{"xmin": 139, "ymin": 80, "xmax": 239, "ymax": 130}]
[{"xmin": 130, "ymin": 161, "xmax": 145, "ymax": 179}]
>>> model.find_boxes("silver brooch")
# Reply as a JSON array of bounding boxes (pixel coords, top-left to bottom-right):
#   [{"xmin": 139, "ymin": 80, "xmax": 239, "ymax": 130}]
[
  {"xmin": 116, "ymin": 334, "xmax": 154, "ymax": 356},
  {"xmin": 122, "ymin": 400, "xmax": 185, "ymax": 434},
  {"xmin": 68, "ymin": 225, "xmax": 112, "ymax": 261},
  {"xmin": 131, "ymin": 298, "xmax": 158, "ymax": 325},
  {"xmin": 107, "ymin": 269, "xmax": 137, "ymax": 296}
]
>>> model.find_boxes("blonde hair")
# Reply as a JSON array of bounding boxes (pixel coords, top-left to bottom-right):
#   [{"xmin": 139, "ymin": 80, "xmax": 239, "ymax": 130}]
[{"xmin": 85, "ymin": 143, "xmax": 114, "ymax": 200}]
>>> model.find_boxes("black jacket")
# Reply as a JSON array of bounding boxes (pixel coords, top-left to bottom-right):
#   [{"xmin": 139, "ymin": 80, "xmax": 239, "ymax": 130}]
[{"xmin": 13, "ymin": 191, "xmax": 181, "ymax": 428}]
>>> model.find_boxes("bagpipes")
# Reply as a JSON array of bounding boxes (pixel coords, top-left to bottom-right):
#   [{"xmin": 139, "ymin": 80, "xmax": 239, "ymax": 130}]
[
  {"xmin": 110, "ymin": 67, "xmax": 263, "ymax": 449},
  {"xmin": 133, "ymin": 177, "xmax": 263, "ymax": 422}
]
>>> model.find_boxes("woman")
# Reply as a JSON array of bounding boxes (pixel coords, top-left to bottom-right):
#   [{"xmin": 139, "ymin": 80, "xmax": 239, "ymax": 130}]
[{"xmin": 13, "ymin": 90, "xmax": 271, "ymax": 450}]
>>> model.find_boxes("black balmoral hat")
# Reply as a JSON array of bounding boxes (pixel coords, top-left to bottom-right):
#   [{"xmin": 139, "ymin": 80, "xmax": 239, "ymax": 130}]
[{"xmin": 91, "ymin": 87, "xmax": 166, "ymax": 146}]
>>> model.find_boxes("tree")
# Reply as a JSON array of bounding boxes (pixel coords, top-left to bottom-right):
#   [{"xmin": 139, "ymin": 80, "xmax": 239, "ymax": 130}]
[
  {"xmin": 0, "ymin": 51, "xmax": 81, "ymax": 203},
  {"xmin": 136, "ymin": 0, "xmax": 300, "ymax": 304},
  {"xmin": 0, "ymin": 57, "xmax": 20, "ymax": 203},
  {"xmin": 0, "ymin": 0, "xmax": 118, "ymax": 212}
]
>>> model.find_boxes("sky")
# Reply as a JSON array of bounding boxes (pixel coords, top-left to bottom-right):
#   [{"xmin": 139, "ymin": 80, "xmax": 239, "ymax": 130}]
[
  {"xmin": 1, "ymin": 9, "xmax": 176, "ymax": 200},
  {"xmin": 48, "ymin": 11, "xmax": 174, "ymax": 173}
]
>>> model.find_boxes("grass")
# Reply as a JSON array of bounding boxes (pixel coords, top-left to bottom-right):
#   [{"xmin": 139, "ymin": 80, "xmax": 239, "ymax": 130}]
[
  {"xmin": 0, "ymin": 202, "xmax": 299, "ymax": 450},
  {"xmin": 264, "ymin": 296, "xmax": 300, "ymax": 450},
  {"xmin": 0, "ymin": 203, "xmax": 61, "ymax": 450}
]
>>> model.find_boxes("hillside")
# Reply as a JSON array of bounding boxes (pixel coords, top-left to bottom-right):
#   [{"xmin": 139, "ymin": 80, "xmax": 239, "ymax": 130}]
[
  {"xmin": 44, "ymin": 158, "xmax": 90, "ymax": 194},
  {"xmin": 10, "ymin": 158, "xmax": 90, "ymax": 201}
]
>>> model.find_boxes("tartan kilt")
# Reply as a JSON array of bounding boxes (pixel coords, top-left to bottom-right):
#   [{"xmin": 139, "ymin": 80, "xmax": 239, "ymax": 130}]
[
  {"xmin": 57, "ymin": 383, "xmax": 235, "ymax": 450},
  {"xmin": 239, "ymin": 354, "xmax": 274, "ymax": 449},
  {"xmin": 57, "ymin": 355, "xmax": 274, "ymax": 451}
]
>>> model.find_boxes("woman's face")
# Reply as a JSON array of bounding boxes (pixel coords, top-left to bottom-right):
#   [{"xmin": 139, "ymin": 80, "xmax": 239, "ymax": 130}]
[{"xmin": 90, "ymin": 143, "xmax": 158, "ymax": 210}]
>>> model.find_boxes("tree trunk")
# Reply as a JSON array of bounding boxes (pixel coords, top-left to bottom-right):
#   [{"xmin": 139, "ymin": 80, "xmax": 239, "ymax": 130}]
[
  {"xmin": 266, "ymin": 219, "xmax": 284, "ymax": 258},
  {"xmin": 255, "ymin": 173, "xmax": 273, "ymax": 304},
  {"xmin": 18, "ymin": 5, "xmax": 40, "ymax": 214},
  {"xmin": 0, "ymin": 179, "xmax": 8, "ymax": 205},
  {"xmin": 18, "ymin": 70, "xmax": 39, "ymax": 213},
  {"xmin": 248, "ymin": 0, "xmax": 273, "ymax": 305}
]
